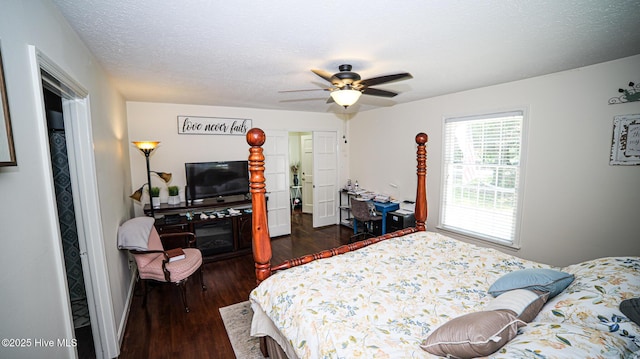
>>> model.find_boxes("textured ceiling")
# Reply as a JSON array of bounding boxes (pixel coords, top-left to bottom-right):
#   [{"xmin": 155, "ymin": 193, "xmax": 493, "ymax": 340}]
[{"xmin": 52, "ymin": 0, "xmax": 640, "ymax": 114}]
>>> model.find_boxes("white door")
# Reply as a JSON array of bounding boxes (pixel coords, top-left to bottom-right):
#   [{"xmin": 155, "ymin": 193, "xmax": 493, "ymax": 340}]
[
  {"xmin": 312, "ymin": 131, "xmax": 338, "ymax": 227},
  {"xmin": 263, "ymin": 130, "xmax": 291, "ymax": 237},
  {"xmin": 300, "ymin": 134, "xmax": 314, "ymax": 214}
]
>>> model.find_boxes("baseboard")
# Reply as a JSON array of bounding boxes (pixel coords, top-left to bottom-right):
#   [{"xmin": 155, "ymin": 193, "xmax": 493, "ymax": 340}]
[{"xmin": 117, "ymin": 268, "xmax": 138, "ymax": 349}]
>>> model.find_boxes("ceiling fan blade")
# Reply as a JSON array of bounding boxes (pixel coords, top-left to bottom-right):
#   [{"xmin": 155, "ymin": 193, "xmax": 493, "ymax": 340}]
[
  {"xmin": 312, "ymin": 68, "xmax": 347, "ymax": 87},
  {"xmin": 358, "ymin": 72, "xmax": 413, "ymax": 87},
  {"xmin": 326, "ymin": 96, "xmax": 335, "ymax": 104},
  {"xmin": 362, "ymin": 87, "xmax": 398, "ymax": 98},
  {"xmin": 311, "ymin": 69, "xmax": 334, "ymax": 83},
  {"xmin": 278, "ymin": 88, "xmax": 330, "ymax": 93}
]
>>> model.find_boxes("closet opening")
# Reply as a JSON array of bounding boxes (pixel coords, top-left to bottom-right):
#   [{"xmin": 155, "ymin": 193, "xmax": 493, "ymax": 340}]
[{"xmin": 43, "ymin": 87, "xmax": 95, "ymax": 358}]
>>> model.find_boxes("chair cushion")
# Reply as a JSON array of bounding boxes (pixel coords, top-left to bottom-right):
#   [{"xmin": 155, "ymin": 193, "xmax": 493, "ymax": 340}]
[
  {"xmin": 133, "ymin": 228, "xmax": 165, "ymax": 269},
  {"xmin": 148, "ymin": 228, "xmax": 164, "ymax": 250},
  {"xmin": 138, "ymin": 248, "xmax": 203, "ymax": 282}
]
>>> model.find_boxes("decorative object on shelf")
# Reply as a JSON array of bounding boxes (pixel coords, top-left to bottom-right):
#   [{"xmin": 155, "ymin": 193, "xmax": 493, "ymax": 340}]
[
  {"xmin": 168, "ymin": 185, "xmax": 180, "ymax": 205},
  {"xmin": 0, "ymin": 47, "xmax": 17, "ymax": 167},
  {"xmin": 609, "ymin": 81, "xmax": 640, "ymax": 105},
  {"xmin": 131, "ymin": 141, "xmax": 171, "ymax": 217},
  {"xmin": 610, "ymin": 113, "xmax": 640, "ymax": 165},
  {"xmin": 150, "ymin": 186, "xmax": 161, "ymax": 208},
  {"xmin": 290, "ymin": 162, "xmax": 300, "ymax": 186},
  {"xmin": 177, "ymin": 116, "xmax": 252, "ymax": 135},
  {"xmin": 345, "ymin": 179, "xmax": 352, "ymax": 190}
]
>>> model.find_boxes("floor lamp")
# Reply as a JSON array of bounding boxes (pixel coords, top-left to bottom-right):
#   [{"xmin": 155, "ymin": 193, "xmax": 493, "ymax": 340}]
[{"xmin": 132, "ymin": 141, "xmax": 160, "ymax": 218}]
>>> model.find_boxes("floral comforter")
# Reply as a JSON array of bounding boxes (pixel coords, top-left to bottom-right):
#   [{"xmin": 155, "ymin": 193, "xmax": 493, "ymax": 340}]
[{"xmin": 249, "ymin": 231, "xmax": 640, "ymax": 358}]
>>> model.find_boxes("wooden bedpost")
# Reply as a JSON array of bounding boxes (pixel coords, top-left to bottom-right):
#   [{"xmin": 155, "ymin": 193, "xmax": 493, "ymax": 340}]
[
  {"xmin": 247, "ymin": 128, "xmax": 272, "ymax": 284},
  {"xmin": 415, "ymin": 133, "xmax": 428, "ymax": 231}
]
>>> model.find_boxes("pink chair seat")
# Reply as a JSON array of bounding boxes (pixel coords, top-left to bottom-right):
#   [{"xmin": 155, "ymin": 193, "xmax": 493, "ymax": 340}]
[{"xmin": 138, "ymin": 248, "xmax": 203, "ymax": 282}]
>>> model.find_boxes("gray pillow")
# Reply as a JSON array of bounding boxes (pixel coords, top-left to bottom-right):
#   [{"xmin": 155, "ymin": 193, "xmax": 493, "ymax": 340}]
[{"xmin": 420, "ymin": 310, "xmax": 526, "ymax": 358}]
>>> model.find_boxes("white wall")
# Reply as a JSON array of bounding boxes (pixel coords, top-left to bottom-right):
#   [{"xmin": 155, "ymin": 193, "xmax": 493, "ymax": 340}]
[
  {"xmin": 349, "ymin": 55, "xmax": 640, "ymax": 267},
  {"xmin": 126, "ymin": 102, "xmax": 347, "ymax": 215},
  {"xmin": 0, "ymin": 1, "xmax": 131, "ymax": 358}
]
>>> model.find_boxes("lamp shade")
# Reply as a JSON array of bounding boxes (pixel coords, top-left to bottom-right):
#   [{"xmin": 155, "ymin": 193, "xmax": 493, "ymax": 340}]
[
  {"xmin": 129, "ymin": 185, "xmax": 145, "ymax": 201},
  {"xmin": 330, "ymin": 89, "xmax": 362, "ymax": 108},
  {"xmin": 152, "ymin": 171, "xmax": 172, "ymax": 183},
  {"xmin": 132, "ymin": 141, "xmax": 160, "ymax": 152}
]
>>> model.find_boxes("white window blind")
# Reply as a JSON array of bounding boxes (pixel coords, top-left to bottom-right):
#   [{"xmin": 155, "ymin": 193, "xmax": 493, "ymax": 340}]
[{"xmin": 440, "ymin": 110, "xmax": 525, "ymax": 246}]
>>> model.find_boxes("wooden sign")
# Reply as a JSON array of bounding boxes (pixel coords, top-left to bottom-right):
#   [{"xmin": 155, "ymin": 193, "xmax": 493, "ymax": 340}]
[{"xmin": 177, "ymin": 116, "xmax": 252, "ymax": 135}]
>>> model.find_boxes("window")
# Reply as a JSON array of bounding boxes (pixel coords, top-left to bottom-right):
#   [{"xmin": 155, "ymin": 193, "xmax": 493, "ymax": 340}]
[{"xmin": 440, "ymin": 110, "xmax": 526, "ymax": 247}]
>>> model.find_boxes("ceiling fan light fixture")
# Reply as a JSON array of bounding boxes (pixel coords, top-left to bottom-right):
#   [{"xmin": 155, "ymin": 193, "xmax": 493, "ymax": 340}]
[{"xmin": 330, "ymin": 89, "xmax": 362, "ymax": 108}]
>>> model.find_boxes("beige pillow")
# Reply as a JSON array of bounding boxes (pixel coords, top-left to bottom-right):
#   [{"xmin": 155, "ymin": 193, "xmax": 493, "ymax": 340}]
[
  {"xmin": 485, "ymin": 289, "xmax": 549, "ymax": 323},
  {"xmin": 420, "ymin": 310, "xmax": 525, "ymax": 359}
]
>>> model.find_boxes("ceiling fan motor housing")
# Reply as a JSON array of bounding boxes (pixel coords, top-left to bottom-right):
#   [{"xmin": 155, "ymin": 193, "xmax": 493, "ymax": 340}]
[{"xmin": 331, "ymin": 64, "xmax": 361, "ymax": 87}]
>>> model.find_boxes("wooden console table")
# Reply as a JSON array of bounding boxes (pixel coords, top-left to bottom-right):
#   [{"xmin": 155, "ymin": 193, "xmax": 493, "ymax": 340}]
[{"xmin": 144, "ymin": 196, "xmax": 253, "ymax": 262}]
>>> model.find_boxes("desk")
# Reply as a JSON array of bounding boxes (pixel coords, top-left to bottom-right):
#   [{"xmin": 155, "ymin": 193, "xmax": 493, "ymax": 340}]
[
  {"xmin": 353, "ymin": 201, "xmax": 399, "ymax": 235},
  {"xmin": 290, "ymin": 186, "xmax": 302, "ymax": 209},
  {"xmin": 374, "ymin": 201, "xmax": 400, "ymax": 234}
]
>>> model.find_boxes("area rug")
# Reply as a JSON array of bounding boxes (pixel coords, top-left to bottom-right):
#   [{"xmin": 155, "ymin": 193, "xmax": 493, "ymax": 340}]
[{"xmin": 220, "ymin": 301, "xmax": 264, "ymax": 359}]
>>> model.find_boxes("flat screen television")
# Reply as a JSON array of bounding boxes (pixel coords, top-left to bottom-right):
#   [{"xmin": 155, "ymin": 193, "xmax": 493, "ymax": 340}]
[{"xmin": 185, "ymin": 160, "xmax": 249, "ymax": 201}]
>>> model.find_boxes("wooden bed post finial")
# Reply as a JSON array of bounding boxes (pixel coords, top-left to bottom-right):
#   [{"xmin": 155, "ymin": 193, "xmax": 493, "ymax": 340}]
[
  {"xmin": 247, "ymin": 128, "xmax": 272, "ymax": 284},
  {"xmin": 415, "ymin": 133, "xmax": 428, "ymax": 231}
]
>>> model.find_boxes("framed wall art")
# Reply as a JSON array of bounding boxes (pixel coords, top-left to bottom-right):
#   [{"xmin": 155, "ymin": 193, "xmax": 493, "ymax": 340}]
[
  {"xmin": 610, "ymin": 113, "xmax": 640, "ymax": 165},
  {"xmin": 0, "ymin": 46, "xmax": 16, "ymax": 167}
]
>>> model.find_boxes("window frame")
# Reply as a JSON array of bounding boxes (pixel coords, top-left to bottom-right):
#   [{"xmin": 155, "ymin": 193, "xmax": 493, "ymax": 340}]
[{"xmin": 437, "ymin": 108, "xmax": 529, "ymax": 249}]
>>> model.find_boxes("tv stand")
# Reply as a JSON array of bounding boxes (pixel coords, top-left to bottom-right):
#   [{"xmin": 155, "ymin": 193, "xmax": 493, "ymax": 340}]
[{"xmin": 143, "ymin": 196, "xmax": 253, "ymax": 262}]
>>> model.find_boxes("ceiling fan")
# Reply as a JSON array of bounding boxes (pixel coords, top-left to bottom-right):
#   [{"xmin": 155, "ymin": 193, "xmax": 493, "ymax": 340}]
[{"xmin": 281, "ymin": 64, "xmax": 413, "ymax": 108}]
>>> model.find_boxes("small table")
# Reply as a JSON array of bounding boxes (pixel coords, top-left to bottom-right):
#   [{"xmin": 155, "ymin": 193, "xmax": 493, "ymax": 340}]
[{"xmin": 290, "ymin": 186, "xmax": 302, "ymax": 209}]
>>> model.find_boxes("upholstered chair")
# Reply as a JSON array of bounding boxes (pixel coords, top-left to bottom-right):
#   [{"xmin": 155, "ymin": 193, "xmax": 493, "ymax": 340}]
[
  {"xmin": 350, "ymin": 199, "xmax": 383, "ymax": 243},
  {"xmin": 118, "ymin": 217, "xmax": 206, "ymax": 312}
]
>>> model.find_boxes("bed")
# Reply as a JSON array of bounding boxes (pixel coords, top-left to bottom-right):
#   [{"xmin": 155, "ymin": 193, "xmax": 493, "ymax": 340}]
[{"xmin": 245, "ymin": 128, "xmax": 640, "ymax": 358}]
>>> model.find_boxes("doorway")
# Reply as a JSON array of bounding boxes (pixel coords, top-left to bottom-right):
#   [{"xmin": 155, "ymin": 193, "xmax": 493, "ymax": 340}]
[
  {"xmin": 44, "ymin": 88, "xmax": 95, "ymax": 359},
  {"xmin": 287, "ymin": 131, "xmax": 338, "ymax": 228},
  {"xmin": 289, "ymin": 132, "xmax": 313, "ymax": 215},
  {"xmin": 34, "ymin": 47, "xmax": 119, "ymax": 359}
]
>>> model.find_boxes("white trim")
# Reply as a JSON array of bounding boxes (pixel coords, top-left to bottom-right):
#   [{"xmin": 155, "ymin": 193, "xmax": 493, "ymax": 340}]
[
  {"xmin": 30, "ymin": 46, "xmax": 119, "ymax": 359},
  {"xmin": 28, "ymin": 46, "xmax": 77, "ymax": 359}
]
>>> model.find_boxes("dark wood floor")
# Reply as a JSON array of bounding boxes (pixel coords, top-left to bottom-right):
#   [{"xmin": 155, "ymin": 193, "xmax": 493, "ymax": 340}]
[{"xmin": 118, "ymin": 210, "xmax": 354, "ymax": 359}]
